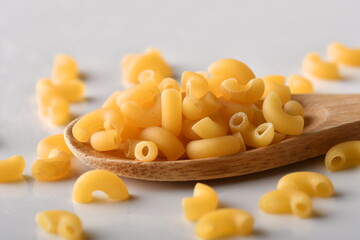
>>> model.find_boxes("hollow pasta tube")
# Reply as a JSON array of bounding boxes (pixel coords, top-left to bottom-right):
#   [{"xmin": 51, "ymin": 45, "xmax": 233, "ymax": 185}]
[
  {"xmin": 218, "ymin": 97, "xmax": 254, "ymax": 122},
  {"xmin": 138, "ymin": 69, "xmax": 164, "ymax": 84},
  {"xmin": 134, "ymin": 141, "xmax": 158, "ymax": 162},
  {"xmin": 262, "ymin": 75, "xmax": 291, "ymax": 104},
  {"xmin": 182, "ymin": 71, "xmax": 209, "ymax": 98},
  {"xmin": 182, "ymin": 92, "xmax": 221, "ymax": 121},
  {"xmin": 220, "ymin": 78, "xmax": 264, "ymax": 104},
  {"xmin": 52, "ymin": 54, "xmax": 78, "ymax": 84},
  {"xmin": 283, "ymin": 100, "xmax": 305, "ymax": 117},
  {"xmin": 328, "ymin": 42, "xmax": 360, "ymax": 66},
  {"xmin": 161, "ymin": 89, "xmax": 182, "ymax": 136},
  {"xmin": 116, "ymin": 80, "xmax": 159, "ymax": 107},
  {"xmin": 302, "ymin": 52, "xmax": 340, "ymax": 79},
  {"xmin": 192, "ymin": 111, "xmax": 228, "ymax": 139},
  {"xmin": 288, "ymin": 75, "xmax": 314, "ymax": 94},
  {"xmin": 158, "ymin": 77, "xmax": 180, "ymax": 92},
  {"xmin": 325, "ymin": 141, "xmax": 360, "ymax": 171},
  {"xmin": 37, "ymin": 134, "xmax": 72, "ymax": 158},
  {"xmin": 90, "ymin": 129, "xmax": 121, "ymax": 151}
]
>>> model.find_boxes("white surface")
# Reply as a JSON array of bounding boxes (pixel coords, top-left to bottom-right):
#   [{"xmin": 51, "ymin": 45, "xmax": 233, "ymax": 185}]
[{"xmin": 1, "ymin": 0, "xmax": 360, "ymax": 239}]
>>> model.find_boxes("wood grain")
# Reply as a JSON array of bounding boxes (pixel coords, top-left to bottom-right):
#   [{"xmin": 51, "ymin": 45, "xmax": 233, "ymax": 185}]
[{"xmin": 64, "ymin": 94, "xmax": 360, "ymax": 181}]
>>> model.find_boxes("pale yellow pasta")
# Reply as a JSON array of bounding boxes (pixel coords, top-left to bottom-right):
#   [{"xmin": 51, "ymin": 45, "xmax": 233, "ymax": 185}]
[
  {"xmin": 208, "ymin": 58, "xmax": 256, "ymax": 84},
  {"xmin": 262, "ymin": 92, "xmax": 304, "ymax": 135},
  {"xmin": 124, "ymin": 138, "xmax": 141, "ymax": 159},
  {"xmin": 134, "ymin": 141, "xmax": 158, "ymax": 162},
  {"xmin": 196, "ymin": 208, "xmax": 254, "ymax": 239},
  {"xmin": 0, "ymin": 155, "xmax": 25, "ymax": 182},
  {"xmin": 192, "ymin": 111, "xmax": 228, "ymax": 139},
  {"xmin": 116, "ymin": 80, "xmax": 159, "ymax": 107},
  {"xmin": 90, "ymin": 129, "xmax": 120, "ymax": 151},
  {"xmin": 283, "ymin": 100, "xmax": 305, "ymax": 117},
  {"xmin": 259, "ymin": 189, "xmax": 312, "ymax": 218},
  {"xmin": 72, "ymin": 108, "xmax": 125, "ymax": 143},
  {"xmin": 52, "ymin": 54, "xmax": 78, "ymax": 84},
  {"xmin": 325, "ymin": 141, "xmax": 360, "ymax": 171},
  {"xmin": 139, "ymin": 127, "xmax": 185, "ymax": 160},
  {"xmin": 121, "ymin": 94, "xmax": 161, "ymax": 128},
  {"xmin": 207, "ymin": 75, "xmax": 227, "ymax": 97},
  {"xmin": 158, "ymin": 77, "xmax": 180, "ymax": 92},
  {"xmin": 161, "ymin": 89, "xmax": 182, "ymax": 136},
  {"xmin": 182, "ymin": 71, "xmax": 209, "ymax": 98},
  {"xmin": 36, "ymin": 210, "xmax": 82, "ymax": 240},
  {"xmin": 251, "ymin": 101, "xmax": 266, "ymax": 125},
  {"xmin": 102, "ymin": 91, "xmax": 121, "ymax": 109},
  {"xmin": 271, "ymin": 132, "xmax": 287, "ymax": 144},
  {"xmin": 186, "ymin": 135, "xmax": 240, "ymax": 159},
  {"xmin": 262, "ymin": 75, "xmax": 291, "ymax": 104},
  {"xmin": 220, "ymin": 77, "xmax": 264, "ymax": 104},
  {"xmin": 182, "ymin": 92, "xmax": 221, "ymax": 121},
  {"xmin": 138, "ymin": 69, "xmax": 164, "ymax": 84},
  {"xmin": 229, "ymin": 112, "xmax": 274, "ymax": 148},
  {"xmin": 218, "ymin": 97, "xmax": 254, "ymax": 122},
  {"xmin": 182, "ymin": 119, "xmax": 201, "ymax": 140},
  {"xmin": 232, "ymin": 132, "xmax": 247, "ymax": 152},
  {"xmin": 288, "ymin": 75, "xmax": 314, "ymax": 94},
  {"xmin": 328, "ymin": 42, "xmax": 360, "ymax": 66},
  {"xmin": 182, "ymin": 183, "xmax": 218, "ymax": 221},
  {"xmin": 72, "ymin": 169, "xmax": 129, "ymax": 203},
  {"xmin": 302, "ymin": 52, "xmax": 340, "ymax": 79},
  {"xmin": 277, "ymin": 172, "xmax": 334, "ymax": 198},
  {"xmin": 120, "ymin": 121, "xmax": 141, "ymax": 142},
  {"xmin": 47, "ymin": 96, "xmax": 70, "ymax": 125},
  {"xmin": 37, "ymin": 134, "xmax": 72, "ymax": 158}
]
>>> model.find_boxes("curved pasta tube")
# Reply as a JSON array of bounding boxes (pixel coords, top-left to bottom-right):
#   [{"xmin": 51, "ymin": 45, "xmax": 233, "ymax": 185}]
[
  {"xmin": 207, "ymin": 75, "xmax": 228, "ymax": 97},
  {"xmin": 181, "ymin": 71, "xmax": 209, "ymax": 98},
  {"xmin": 121, "ymin": 48, "xmax": 172, "ymax": 84},
  {"xmin": 182, "ymin": 92, "xmax": 221, "ymax": 121},
  {"xmin": 220, "ymin": 78, "xmax": 264, "ymax": 104},
  {"xmin": 37, "ymin": 134, "xmax": 72, "ymax": 158},
  {"xmin": 124, "ymin": 138, "xmax": 141, "ymax": 159},
  {"xmin": 116, "ymin": 80, "xmax": 159, "ymax": 106},
  {"xmin": 0, "ymin": 155, "xmax": 25, "ymax": 182},
  {"xmin": 263, "ymin": 92, "xmax": 304, "ymax": 135},
  {"xmin": 139, "ymin": 127, "xmax": 185, "ymax": 161},
  {"xmin": 196, "ymin": 208, "xmax": 254, "ymax": 239},
  {"xmin": 137, "ymin": 69, "xmax": 164, "ymax": 84},
  {"xmin": 288, "ymin": 75, "xmax": 314, "ymax": 94},
  {"xmin": 218, "ymin": 97, "xmax": 254, "ymax": 122},
  {"xmin": 102, "ymin": 91, "xmax": 121, "ymax": 109},
  {"xmin": 52, "ymin": 54, "xmax": 78, "ymax": 84},
  {"xmin": 259, "ymin": 189, "xmax": 312, "ymax": 218},
  {"xmin": 229, "ymin": 112, "xmax": 274, "ymax": 148},
  {"xmin": 73, "ymin": 108, "xmax": 124, "ymax": 143},
  {"xmin": 161, "ymin": 89, "xmax": 182, "ymax": 136},
  {"xmin": 90, "ymin": 129, "xmax": 121, "ymax": 151},
  {"xmin": 328, "ymin": 42, "xmax": 360, "ymax": 66},
  {"xmin": 134, "ymin": 141, "xmax": 158, "ymax": 162},
  {"xmin": 158, "ymin": 77, "xmax": 180, "ymax": 92},
  {"xmin": 283, "ymin": 100, "xmax": 305, "ymax": 117},
  {"xmin": 47, "ymin": 96, "xmax": 71, "ymax": 125},
  {"xmin": 186, "ymin": 135, "xmax": 240, "ymax": 159},
  {"xmin": 182, "ymin": 119, "xmax": 201, "ymax": 140},
  {"xmin": 36, "ymin": 210, "xmax": 82, "ymax": 240},
  {"xmin": 251, "ymin": 101, "xmax": 266, "ymax": 125},
  {"xmin": 208, "ymin": 59, "xmax": 256, "ymax": 84},
  {"xmin": 277, "ymin": 172, "xmax": 334, "ymax": 198},
  {"xmin": 271, "ymin": 132, "xmax": 287, "ymax": 144},
  {"xmin": 121, "ymin": 94, "xmax": 161, "ymax": 128},
  {"xmin": 32, "ymin": 150, "xmax": 71, "ymax": 181},
  {"xmin": 72, "ymin": 169, "xmax": 129, "ymax": 203},
  {"xmin": 232, "ymin": 132, "xmax": 247, "ymax": 152},
  {"xmin": 325, "ymin": 141, "xmax": 360, "ymax": 171},
  {"xmin": 192, "ymin": 111, "xmax": 228, "ymax": 139},
  {"xmin": 262, "ymin": 75, "xmax": 291, "ymax": 104},
  {"xmin": 182, "ymin": 183, "xmax": 218, "ymax": 221},
  {"xmin": 302, "ymin": 52, "xmax": 340, "ymax": 79}
]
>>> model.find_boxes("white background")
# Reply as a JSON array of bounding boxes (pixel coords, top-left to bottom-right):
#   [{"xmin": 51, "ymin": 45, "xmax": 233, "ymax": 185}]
[{"xmin": 1, "ymin": 0, "xmax": 360, "ymax": 239}]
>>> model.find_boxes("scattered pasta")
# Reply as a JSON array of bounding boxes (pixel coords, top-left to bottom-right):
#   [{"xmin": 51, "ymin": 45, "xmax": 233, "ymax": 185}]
[
  {"xmin": 0, "ymin": 155, "xmax": 25, "ymax": 182},
  {"xmin": 325, "ymin": 141, "xmax": 360, "ymax": 171},
  {"xmin": 302, "ymin": 52, "xmax": 340, "ymax": 79},
  {"xmin": 328, "ymin": 42, "xmax": 360, "ymax": 66}
]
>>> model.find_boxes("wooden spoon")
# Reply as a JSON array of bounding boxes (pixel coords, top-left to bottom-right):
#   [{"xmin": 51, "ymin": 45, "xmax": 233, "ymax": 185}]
[{"xmin": 64, "ymin": 94, "xmax": 360, "ymax": 181}]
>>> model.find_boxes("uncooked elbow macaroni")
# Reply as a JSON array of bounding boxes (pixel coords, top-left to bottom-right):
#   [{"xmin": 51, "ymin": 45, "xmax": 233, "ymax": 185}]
[
  {"xmin": 262, "ymin": 75, "xmax": 291, "ymax": 104},
  {"xmin": 161, "ymin": 89, "xmax": 182, "ymax": 136},
  {"xmin": 0, "ymin": 155, "xmax": 25, "ymax": 182},
  {"xmin": 325, "ymin": 141, "xmax": 360, "ymax": 171},
  {"xmin": 124, "ymin": 139, "xmax": 158, "ymax": 161},
  {"xmin": 328, "ymin": 42, "xmax": 360, "ymax": 66},
  {"xmin": 36, "ymin": 210, "xmax": 82, "ymax": 240},
  {"xmin": 196, "ymin": 208, "xmax": 254, "ymax": 239},
  {"xmin": 138, "ymin": 69, "xmax": 164, "ymax": 84},
  {"xmin": 288, "ymin": 75, "xmax": 314, "ymax": 94},
  {"xmin": 182, "ymin": 92, "xmax": 221, "ymax": 121},
  {"xmin": 90, "ymin": 129, "xmax": 121, "ymax": 151},
  {"xmin": 220, "ymin": 77, "xmax": 264, "ymax": 104},
  {"xmin": 182, "ymin": 183, "xmax": 218, "ymax": 221},
  {"xmin": 116, "ymin": 80, "xmax": 159, "ymax": 106},
  {"xmin": 72, "ymin": 169, "xmax": 129, "ymax": 203},
  {"xmin": 37, "ymin": 134, "xmax": 72, "ymax": 158},
  {"xmin": 283, "ymin": 100, "xmax": 305, "ymax": 117},
  {"xmin": 192, "ymin": 111, "xmax": 228, "ymax": 139},
  {"xmin": 158, "ymin": 77, "xmax": 180, "ymax": 92},
  {"xmin": 52, "ymin": 54, "xmax": 78, "ymax": 84},
  {"xmin": 302, "ymin": 52, "xmax": 340, "ymax": 79}
]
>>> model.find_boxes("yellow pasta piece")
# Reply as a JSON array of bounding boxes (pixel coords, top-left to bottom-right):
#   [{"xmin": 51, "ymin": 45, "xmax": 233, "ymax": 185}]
[
  {"xmin": 124, "ymin": 138, "xmax": 141, "ymax": 159},
  {"xmin": 325, "ymin": 141, "xmax": 360, "ymax": 171},
  {"xmin": 259, "ymin": 189, "xmax": 312, "ymax": 218},
  {"xmin": 52, "ymin": 54, "xmax": 78, "ymax": 84},
  {"xmin": 277, "ymin": 172, "xmax": 334, "ymax": 198},
  {"xmin": 137, "ymin": 69, "xmax": 164, "ymax": 84},
  {"xmin": 36, "ymin": 210, "xmax": 82, "ymax": 240},
  {"xmin": 207, "ymin": 76, "xmax": 227, "ymax": 97},
  {"xmin": 72, "ymin": 108, "xmax": 125, "ymax": 143},
  {"xmin": 196, "ymin": 208, "xmax": 254, "ymax": 239},
  {"xmin": 102, "ymin": 91, "xmax": 121, "ymax": 109},
  {"xmin": 161, "ymin": 89, "xmax": 182, "ymax": 136},
  {"xmin": 158, "ymin": 77, "xmax": 180, "ymax": 92},
  {"xmin": 182, "ymin": 183, "xmax": 218, "ymax": 221},
  {"xmin": 192, "ymin": 111, "xmax": 228, "ymax": 139},
  {"xmin": 182, "ymin": 71, "xmax": 209, "ymax": 98},
  {"xmin": 116, "ymin": 80, "xmax": 159, "ymax": 107},
  {"xmin": 328, "ymin": 42, "xmax": 360, "ymax": 66},
  {"xmin": 262, "ymin": 92, "xmax": 304, "ymax": 135},
  {"xmin": 90, "ymin": 129, "xmax": 121, "ymax": 151},
  {"xmin": 134, "ymin": 141, "xmax": 158, "ymax": 162},
  {"xmin": 37, "ymin": 134, "xmax": 72, "ymax": 159},
  {"xmin": 229, "ymin": 112, "xmax": 274, "ymax": 148},
  {"xmin": 186, "ymin": 135, "xmax": 240, "ymax": 159},
  {"xmin": 182, "ymin": 118, "xmax": 201, "ymax": 140},
  {"xmin": 232, "ymin": 132, "xmax": 247, "ymax": 152},
  {"xmin": 120, "ymin": 121, "xmax": 141, "ymax": 142},
  {"xmin": 220, "ymin": 77, "xmax": 264, "ymax": 104},
  {"xmin": 288, "ymin": 75, "xmax": 314, "ymax": 94},
  {"xmin": 302, "ymin": 52, "xmax": 340, "ymax": 79},
  {"xmin": 218, "ymin": 97, "xmax": 254, "ymax": 122},
  {"xmin": 182, "ymin": 92, "xmax": 221, "ymax": 121},
  {"xmin": 139, "ymin": 127, "xmax": 185, "ymax": 160},
  {"xmin": 72, "ymin": 169, "xmax": 129, "ymax": 203},
  {"xmin": 271, "ymin": 132, "xmax": 287, "ymax": 144},
  {"xmin": 0, "ymin": 155, "xmax": 25, "ymax": 182},
  {"xmin": 283, "ymin": 100, "xmax": 305, "ymax": 117},
  {"xmin": 121, "ymin": 48, "xmax": 172, "ymax": 84},
  {"xmin": 208, "ymin": 59, "xmax": 256, "ymax": 84},
  {"xmin": 251, "ymin": 101, "xmax": 266, "ymax": 126},
  {"xmin": 262, "ymin": 75, "xmax": 291, "ymax": 104},
  {"xmin": 32, "ymin": 149, "xmax": 71, "ymax": 181},
  {"xmin": 47, "ymin": 96, "xmax": 71, "ymax": 125}
]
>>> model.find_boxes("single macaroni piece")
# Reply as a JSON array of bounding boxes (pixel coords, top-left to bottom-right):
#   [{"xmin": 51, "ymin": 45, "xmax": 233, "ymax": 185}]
[
  {"xmin": 139, "ymin": 127, "xmax": 185, "ymax": 160},
  {"xmin": 90, "ymin": 129, "xmax": 121, "ymax": 151},
  {"xmin": 232, "ymin": 132, "xmax": 247, "ymax": 152},
  {"xmin": 262, "ymin": 92, "xmax": 304, "ymax": 135},
  {"xmin": 158, "ymin": 77, "xmax": 180, "ymax": 92},
  {"xmin": 218, "ymin": 97, "xmax": 254, "ymax": 121},
  {"xmin": 182, "ymin": 71, "xmax": 209, "ymax": 98},
  {"xmin": 207, "ymin": 75, "xmax": 228, "ymax": 97},
  {"xmin": 288, "ymin": 75, "xmax": 314, "ymax": 94},
  {"xmin": 134, "ymin": 141, "xmax": 158, "ymax": 162},
  {"xmin": 325, "ymin": 141, "xmax": 360, "ymax": 171},
  {"xmin": 220, "ymin": 78, "xmax": 264, "ymax": 104},
  {"xmin": 32, "ymin": 149, "xmax": 71, "ymax": 181},
  {"xmin": 138, "ymin": 69, "xmax": 164, "ymax": 84},
  {"xmin": 72, "ymin": 169, "xmax": 129, "ymax": 203},
  {"xmin": 182, "ymin": 183, "xmax": 218, "ymax": 221},
  {"xmin": 72, "ymin": 108, "xmax": 125, "ymax": 143},
  {"xmin": 121, "ymin": 48, "xmax": 172, "ymax": 84},
  {"xmin": 251, "ymin": 101, "xmax": 266, "ymax": 126},
  {"xmin": 302, "ymin": 52, "xmax": 340, "ymax": 79},
  {"xmin": 161, "ymin": 89, "xmax": 182, "ymax": 136},
  {"xmin": 116, "ymin": 80, "xmax": 159, "ymax": 106},
  {"xmin": 37, "ymin": 134, "xmax": 72, "ymax": 158},
  {"xmin": 229, "ymin": 112, "xmax": 274, "ymax": 148},
  {"xmin": 208, "ymin": 59, "xmax": 256, "ymax": 84},
  {"xmin": 328, "ymin": 42, "xmax": 360, "ymax": 66},
  {"xmin": 46, "ymin": 96, "xmax": 71, "ymax": 125},
  {"xmin": 182, "ymin": 119, "xmax": 201, "ymax": 140},
  {"xmin": 283, "ymin": 100, "xmax": 305, "ymax": 117},
  {"xmin": 277, "ymin": 172, "xmax": 334, "ymax": 198},
  {"xmin": 271, "ymin": 132, "xmax": 287, "ymax": 144},
  {"xmin": 0, "ymin": 155, "xmax": 25, "ymax": 182},
  {"xmin": 182, "ymin": 92, "xmax": 221, "ymax": 121},
  {"xmin": 196, "ymin": 208, "xmax": 254, "ymax": 240},
  {"xmin": 192, "ymin": 111, "xmax": 228, "ymax": 139},
  {"xmin": 262, "ymin": 75, "xmax": 291, "ymax": 104},
  {"xmin": 102, "ymin": 91, "xmax": 121, "ymax": 109},
  {"xmin": 52, "ymin": 54, "xmax": 78, "ymax": 84},
  {"xmin": 259, "ymin": 189, "xmax": 312, "ymax": 218},
  {"xmin": 36, "ymin": 210, "xmax": 82, "ymax": 240},
  {"xmin": 124, "ymin": 139, "xmax": 141, "ymax": 159},
  {"xmin": 186, "ymin": 135, "xmax": 240, "ymax": 159}
]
